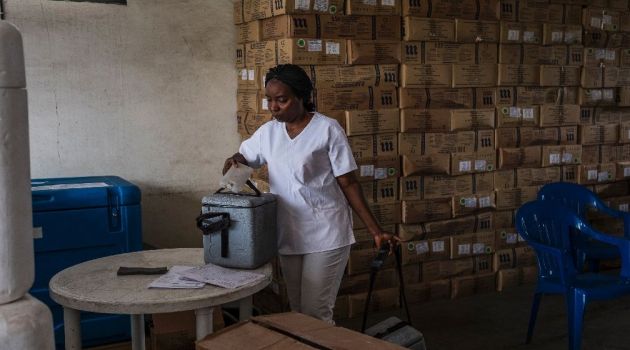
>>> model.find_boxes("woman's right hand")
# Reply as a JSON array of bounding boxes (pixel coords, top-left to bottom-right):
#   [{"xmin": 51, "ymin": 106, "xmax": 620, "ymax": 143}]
[{"xmin": 222, "ymin": 153, "xmax": 248, "ymax": 175}]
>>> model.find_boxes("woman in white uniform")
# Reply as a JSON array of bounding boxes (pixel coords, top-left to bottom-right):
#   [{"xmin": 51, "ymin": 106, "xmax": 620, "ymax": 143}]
[{"xmin": 223, "ymin": 64, "xmax": 397, "ymax": 323}]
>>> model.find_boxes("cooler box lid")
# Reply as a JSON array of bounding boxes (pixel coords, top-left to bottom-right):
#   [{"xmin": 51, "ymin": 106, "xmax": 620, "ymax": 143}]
[
  {"xmin": 31, "ymin": 176, "xmax": 141, "ymax": 212},
  {"xmin": 202, "ymin": 192, "xmax": 276, "ymax": 208}
]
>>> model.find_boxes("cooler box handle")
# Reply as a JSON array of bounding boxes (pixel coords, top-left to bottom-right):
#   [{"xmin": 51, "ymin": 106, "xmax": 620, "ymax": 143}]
[{"xmin": 196, "ymin": 212, "xmax": 231, "ymax": 258}]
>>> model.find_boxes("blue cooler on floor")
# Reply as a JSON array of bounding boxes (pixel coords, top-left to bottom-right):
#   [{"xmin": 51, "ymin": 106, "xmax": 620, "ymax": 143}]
[{"xmin": 30, "ymin": 176, "xmax": 142, "ymax": 349}]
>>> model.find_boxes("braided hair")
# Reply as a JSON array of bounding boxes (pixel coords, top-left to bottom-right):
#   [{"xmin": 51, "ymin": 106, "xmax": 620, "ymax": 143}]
[{"xmin": 265, "ymin": 64, "xmax": 315, "ymax": 111}]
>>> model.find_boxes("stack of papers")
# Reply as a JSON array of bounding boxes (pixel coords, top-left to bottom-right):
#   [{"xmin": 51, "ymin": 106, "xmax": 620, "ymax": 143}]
[{"xmin": 148, "ymin": 264, "xmax": 265, "ymax": 290}]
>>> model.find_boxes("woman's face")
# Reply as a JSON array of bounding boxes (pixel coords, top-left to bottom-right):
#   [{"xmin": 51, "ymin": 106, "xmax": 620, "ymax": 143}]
[{"xmin": 265, "ymin": 79, "xmax": 306, "ymax": 123}]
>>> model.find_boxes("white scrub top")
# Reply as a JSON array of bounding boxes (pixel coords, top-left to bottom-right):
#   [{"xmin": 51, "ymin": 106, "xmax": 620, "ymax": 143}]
[{"xmin": 239, "ymin": 113, "xmax": 357, "ymax": 255}]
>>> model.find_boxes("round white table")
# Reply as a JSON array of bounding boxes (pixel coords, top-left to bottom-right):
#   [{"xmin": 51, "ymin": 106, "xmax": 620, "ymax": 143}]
[{"xmin": 49, "ymin": 248, "xmax": 272, "ymax": 350}]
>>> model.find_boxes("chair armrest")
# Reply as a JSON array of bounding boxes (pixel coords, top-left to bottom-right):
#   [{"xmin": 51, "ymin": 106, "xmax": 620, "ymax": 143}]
[
  {"xmin": 579, "ymin": 223, "xmax": 630, "ymax": 278},
  {"xmin": 591, "ymin": 200, "xmax": 630, "ymax": 239}
]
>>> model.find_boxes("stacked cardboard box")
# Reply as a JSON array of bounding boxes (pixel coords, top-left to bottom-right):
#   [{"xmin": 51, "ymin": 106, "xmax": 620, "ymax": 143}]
[{"xmin": 234, "ymin": 0, "xmax": 630, "ymax": 320}]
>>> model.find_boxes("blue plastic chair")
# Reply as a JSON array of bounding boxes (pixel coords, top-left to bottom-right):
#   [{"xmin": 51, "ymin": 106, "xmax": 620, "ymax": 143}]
[
  {"xmin": 538, "ymin": 182, "xmax": 630, "ymax": 272},
  {"xmin": 516, "ymin": 200, "xmax": 630, "ymax": 350}
]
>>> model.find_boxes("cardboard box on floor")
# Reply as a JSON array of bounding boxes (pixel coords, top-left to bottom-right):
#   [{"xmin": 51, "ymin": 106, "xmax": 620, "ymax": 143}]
[
  {"xmin": 196, "ymin": 312, "xmax": 405, "ymax": 350},
  {"xmin": 153, "ymin": 310, "xmax": 223, "ymax": 350}
]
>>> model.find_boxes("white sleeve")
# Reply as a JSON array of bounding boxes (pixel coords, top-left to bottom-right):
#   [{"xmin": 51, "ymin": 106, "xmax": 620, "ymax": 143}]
[
  {"xmin": 239, "ymin": 127, "xmax": 266, "ymax": 168},
  {"xmin": 328, "ymin": 122, "xmax": 358, "ymax": 177}
]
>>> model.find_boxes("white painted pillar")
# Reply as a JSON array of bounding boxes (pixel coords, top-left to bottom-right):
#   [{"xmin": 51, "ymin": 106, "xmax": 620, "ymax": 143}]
[
  {"xmin": 0, "ymin": 20, "xmax": 33, "ymax": 305},
  {"xmin": 0, "ymin": 21, "xmax": 55, "ymax": 350}
]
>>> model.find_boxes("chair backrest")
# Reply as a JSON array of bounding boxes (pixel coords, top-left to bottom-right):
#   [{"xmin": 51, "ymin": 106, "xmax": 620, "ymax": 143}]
[
  {"xmin": 537, "ymin": 182, "xmax": 600, "ymax": 220},
  {"xmin": 516, "ymin": 201, "xmax": 580, "ymax": 285}
]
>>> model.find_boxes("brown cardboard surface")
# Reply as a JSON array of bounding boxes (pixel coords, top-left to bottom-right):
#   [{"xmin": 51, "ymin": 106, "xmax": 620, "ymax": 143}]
[
  {"xmin": 262, "ymin": 14, "xmax": 401, "ymax": 41},
  {"xmin": 347, "ymin": 248, "xmax": 394, "ymax": 275},
  {"xmin": 404, "ymin": 282, "xmax": 430, "ymax": 305},
  {"xmin": 424, "ymin": 42, "xmax": 498, "ymax": 65},
  {"xmin": 498, "ymin": 146, "xmax": 542, "ymax": 169},
  {"xmin": 237, "ymin": 20, "xmax": 262, "ymax": 44},
  {"xmin": 344, "ymin": 109, "xmax": 400, "ymax": 135},
  {"xmin": 339, "ymin": 269, "xmax": 397, "ymax": 295},
  {"xmin": 541, "ymin": 144, "xmax": 582, "ymax": 167},
  {"xmin": 347, "ymin": 40, "xmax": 402, "ymax": 65},
  {"xmin": 496, "ymin": 268, "xmax": 520, "ymax": 292},
  {"xmin": 455, "ymin": 19, "xmax": 500, "ymax": 43},
  {"xmin": 497, "ymin": 64, "xmax": 540, "ymax": 86},
  {"xmin": 539, "ymin": 104, "xmax": 580, "ymax": 127},
  {"xmin": 270, "ymin": 0, "xmax": 344, "ymax": 16},
  {"xmin": 499, "ymin": 21, "xmax": 542, "ymax": 44},
  {"xmin": 360, "ymin": 178, "xmax": 400, "ymax": 203},
  {"xmin": 517, "ymin": 167, "xmax": 563, "ymax": 187},
  {"xmin": 579, "ymin": 124, "xmax": 619, "ymax": 145},
  {"xmin": 243, "ymin": 0, "xmax": 273, "ymax": 22},
  {"xmin": 450, "ymin": 150, "xmax": 497, "ymax": 175},
  {"xmin": 402, "ymin": 198, "xmax": 453, "ymax": 223},
  {"xmin": 452, "ymin": 192, "xmax": 496, "ymax": 217},
  {"xmin": 578, "ymin": 163, "xmax": 616, "ymax": 184},
  {"xmin": 496, "ymin": 106, "xmax": 540, "ymax": 128},
  {"xmin": 402, "ymin": 153, "xmax": 451, "ymax": 176},
  {"xmin": 422, "ymin": 258, "xmax": 474, "ymax": 282},
  {"xmin": 346, "ymin": 0, "xmax": 401, "ymax": 15},
  {"xmin": 499, "ymin": 44, "xmax": 573, "ymax": 65},
  {"xmin": 539, "ymin": 65, "xmax": 581, "ymax": 87},
  {"xmin": 245, "ymin": 40, "xmax": 277, "ymax": 67},
  {"xmin": 542, "ymin": 24, "xmax": 583, "ymax": 45},
  {"xmin": 352, "ymin": 201, "xmax": 401, "ymax": 229},
  {"xmin": 452, "ymin": 64, "xmax": 498, "ymax": 88},
  {"xmin": 277, "ymin": 38, "xmax": 346, "ymax": 65},
  {"xmin": 496, "ymin": 186, "xmax": 539, "ymax": 210},
  {"xmin": 584, "ymin": 47, "xmax": 619, "ymax": 67},
  {"xmin": 348, "ymin": 288, "xmax": 400, "ymax": 319},
  {"xmin": 234, "ymin": 0, "xmax": 244, "ymax": 24},
  {"xmin": 398, "ymin": 87, "xmax": 496, "ymax": 109},
  {"xmin": 237, "ymin": 111, "xmax": 273, "ymax": 137},
  {"xmin": 583, "ymin": 7, "xmax": 621, "ymax": 32},
  {"xmin": 493, "ymin": 248, "xmax": 515, "ymax": 272},
  {"xmin": 316, "ymin": 86, "xmax": 398, "ymax": 112},
  {"xmin": 305, "ymin": 64, "xmax": 399, "ymax": 89},
  {"xmin": 401, "ymin": 64, "xmax": 452, "ymax": 88},
  {"xmin": 403, "ymin": 17, "xmax": 456, "ymax": 42},
  {"xmin": 397, "ymin": 215, "xmax": 478, "ymax": 241},
  {"xmin": 494, "ymin": 210, "xmax": 514, "ymax": 229},
  {"xmin": 354, "ymin": 156, "xmax": 401, "ymax": 182},
  {"xmin": 495, "ymin": 228, "xmax": 523, "ymax": 250},
  {"xmin": 349, "ymin": 133, "xmax": 398, "ymax": 159}
]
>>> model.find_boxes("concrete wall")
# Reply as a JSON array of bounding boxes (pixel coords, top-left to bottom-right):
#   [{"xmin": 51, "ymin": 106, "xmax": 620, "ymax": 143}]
[{"xmin": 6, "ymin": 0, "xmax": 238, "ymax": 248}]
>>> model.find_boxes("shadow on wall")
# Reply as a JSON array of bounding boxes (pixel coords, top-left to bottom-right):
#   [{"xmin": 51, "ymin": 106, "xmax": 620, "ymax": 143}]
[{"xmin": 139, "ymin": 185, "xmax": 215, "ymax": 249}]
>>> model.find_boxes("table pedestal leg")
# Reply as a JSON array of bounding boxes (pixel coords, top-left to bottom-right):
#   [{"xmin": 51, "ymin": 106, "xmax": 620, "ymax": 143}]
[
  {"xmin": 63, "ymin": 307, "xmax": 81, "ymax": 350},
  {"xmin": 195, "ymin": 307, "xmax": 214, "ymax": 341},
  {"xmin": 239, "ymin": 295, "xmax": 252, "ymax": 320},
  {"xmin": 130, "ymin": 314, "xmax": 145, "ymax": 350}
]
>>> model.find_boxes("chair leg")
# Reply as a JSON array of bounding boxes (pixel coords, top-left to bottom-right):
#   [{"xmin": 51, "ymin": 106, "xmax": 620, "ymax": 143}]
[
  {"xmin": 567, "ymin": 289, "xmax": 587, "ymax": 350},
  {"xmin": 526, "ymin": 292, "xmax": 543, "ymax": 344}
]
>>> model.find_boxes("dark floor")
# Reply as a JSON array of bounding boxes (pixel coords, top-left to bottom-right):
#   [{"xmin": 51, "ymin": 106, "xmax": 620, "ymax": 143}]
[
  {"xmin": 89, "ymin": 282, "xmax": 630, "ymax": 350},
  {"xmin": 337, "ymin": 283, "xmax": 630, "ymax": 350}
]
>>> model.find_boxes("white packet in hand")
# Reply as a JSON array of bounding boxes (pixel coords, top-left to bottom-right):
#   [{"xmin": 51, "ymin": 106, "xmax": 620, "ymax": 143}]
[{"xmin": 219, "ymin": 163, "xmax": 254, "ymax": 193}]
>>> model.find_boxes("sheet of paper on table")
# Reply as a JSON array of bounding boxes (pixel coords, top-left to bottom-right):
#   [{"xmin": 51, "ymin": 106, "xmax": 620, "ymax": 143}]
[
  {"xmin": 148, "ymin": 266, "xmax": 205, "ymax": 289},
  {"xmin": 178, "ymin": 263, "xmax": 266, "ymax": 289}
]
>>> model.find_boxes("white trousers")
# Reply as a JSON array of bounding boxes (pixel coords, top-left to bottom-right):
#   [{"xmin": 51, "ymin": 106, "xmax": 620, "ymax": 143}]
[{"xmin": 279, "ymin": 245, "xmax": 351, "ymax": 324}]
